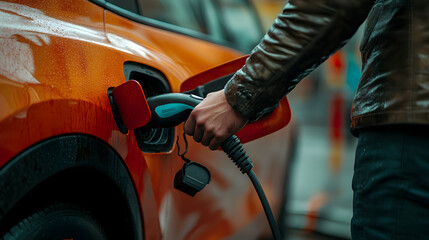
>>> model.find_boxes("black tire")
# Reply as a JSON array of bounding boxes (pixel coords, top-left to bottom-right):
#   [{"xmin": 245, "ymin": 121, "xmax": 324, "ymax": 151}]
[{"xmin": 2, "ymin": 203, "xmax": 109, "ymax": 240}]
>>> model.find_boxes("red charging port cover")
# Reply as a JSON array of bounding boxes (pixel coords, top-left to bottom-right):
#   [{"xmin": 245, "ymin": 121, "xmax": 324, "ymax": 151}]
[{"xmin": 111, "ymin": 80, "xmax": 151, "ymax": 130}]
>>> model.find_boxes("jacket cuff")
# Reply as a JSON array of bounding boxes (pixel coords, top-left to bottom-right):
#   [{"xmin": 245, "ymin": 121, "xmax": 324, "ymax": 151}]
[{"xmin": 224, "ymin": 74, "xmax": 277, "ymax": 121}]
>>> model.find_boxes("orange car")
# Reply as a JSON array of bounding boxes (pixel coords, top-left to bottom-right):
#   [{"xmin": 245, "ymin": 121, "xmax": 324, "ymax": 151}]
[{"xmin": 0, "ymin": 0, "xmax": 295, "ymax": 239}]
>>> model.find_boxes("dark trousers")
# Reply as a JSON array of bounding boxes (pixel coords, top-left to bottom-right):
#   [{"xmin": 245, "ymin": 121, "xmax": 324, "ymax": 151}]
[{"xmin": 351, "ymin": 125, "xmax": 429, "ymax": 240}]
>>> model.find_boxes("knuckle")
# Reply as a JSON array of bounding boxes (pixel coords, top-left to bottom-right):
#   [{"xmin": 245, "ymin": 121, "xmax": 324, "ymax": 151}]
[
  {"xmin": 189, "ymin": 109, "xmax": 199, "ymax": 119},
  {"xmin": 214, "ymin": 130, "xmax": 226, "ymax": 139},
  {"xmin": 184, "ymin": 124, "xmax": 192, "ymax": 134},
  {"xmin": 195, "ymin": 119, "xmax": 205, "ymax": 128},
  {"xmin": 205, "ymin": 126, "xmax": 214, "ymax": 134},
  {"xmin": 192, "ymin": 107, "xmax": 202, "ymax": 115}
]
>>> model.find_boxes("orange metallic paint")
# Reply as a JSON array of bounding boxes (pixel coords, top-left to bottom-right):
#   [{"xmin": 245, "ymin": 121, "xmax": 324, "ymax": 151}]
[{"xmin": 0, "ymin": 1, "xmax": 293, "ymax": 239}]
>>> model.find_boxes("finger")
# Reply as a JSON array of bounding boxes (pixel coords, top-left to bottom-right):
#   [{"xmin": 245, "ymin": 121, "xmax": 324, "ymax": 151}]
[
  {"xmin": 193, "ymin": 125, "xmax": 204, "ymax": 143},
  {"xmin": 209, "ymin": 135, "xmax": 226, "ymax": 151},
  {"xmin": 201, "ymin": 130, "xmax": 214, "ymax": 146},
  {"xmin": 184, "ymin": 118, "xmax": 196, "ymax": 136}
]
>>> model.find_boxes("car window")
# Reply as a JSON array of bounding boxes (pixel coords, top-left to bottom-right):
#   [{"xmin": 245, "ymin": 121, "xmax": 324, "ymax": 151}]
[
  {"xmin": 106, "ymin": 0, "xmax": 264, "ymax": 53},
  {"xmin": 216, "ymin": 0, "xmax": 263, "ymax": 52},
  {"xmin": 137, "ymin": 0, "xmax": 203, "ymax": 34},
  {"xmin": 107, "ymin": 0, "xmax": 139, "ymax": 14}
]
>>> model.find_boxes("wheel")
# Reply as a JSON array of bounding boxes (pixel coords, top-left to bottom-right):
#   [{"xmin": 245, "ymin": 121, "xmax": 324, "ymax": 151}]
[{"xmin": 2, "ymin": 203, "xmax": 109, "ymax": 240}]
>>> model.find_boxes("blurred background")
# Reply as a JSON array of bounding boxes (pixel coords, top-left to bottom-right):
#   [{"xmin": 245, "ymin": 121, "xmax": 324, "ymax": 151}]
[
  {"xmin": 251, "ymin": 1, "xmax": 362, "ymax": 239},
  {"xmin": 129, "ymin": 0, "xmax": 363, "ymax": 238}
]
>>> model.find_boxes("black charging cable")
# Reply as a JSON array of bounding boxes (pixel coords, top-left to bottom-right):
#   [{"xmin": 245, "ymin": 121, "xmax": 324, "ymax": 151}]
[{"xmin": 221, "ymin": 135, "xmax": 282, "ymax": 240}]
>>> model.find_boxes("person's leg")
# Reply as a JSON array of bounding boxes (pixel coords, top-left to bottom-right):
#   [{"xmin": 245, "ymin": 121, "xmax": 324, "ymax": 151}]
[{"xmin": 351, "ymin": 125, "xmax": 429, "ymax": 240}]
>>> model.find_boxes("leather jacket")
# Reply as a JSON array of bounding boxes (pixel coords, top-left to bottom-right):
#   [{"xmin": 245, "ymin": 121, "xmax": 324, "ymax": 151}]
[{"xmin": 224, "ymin": 0, "xmax": 429, "ymax": 135}]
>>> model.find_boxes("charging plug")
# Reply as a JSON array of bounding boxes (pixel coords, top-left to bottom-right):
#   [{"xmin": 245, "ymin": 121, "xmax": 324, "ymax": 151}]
[{"xmin": 174, "ymin": 162, "xmax": 211, "ymax": 197}]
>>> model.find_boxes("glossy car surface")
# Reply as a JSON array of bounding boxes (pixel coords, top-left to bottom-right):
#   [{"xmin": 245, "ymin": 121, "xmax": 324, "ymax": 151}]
[{"xmin": 0, "ymin": 0, "xmax": 294, "ymax": 239}]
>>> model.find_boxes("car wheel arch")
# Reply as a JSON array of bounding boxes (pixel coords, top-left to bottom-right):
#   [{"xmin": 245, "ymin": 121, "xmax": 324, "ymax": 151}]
[{"xmin": 0, "ymin": 134, "xmax": 145, "ymax": 240}]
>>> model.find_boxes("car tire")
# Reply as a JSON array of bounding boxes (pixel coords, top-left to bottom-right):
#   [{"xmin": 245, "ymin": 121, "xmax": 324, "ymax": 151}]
[{"xmin": 2, "ymin": 203, "xmax": 109, "ymax": 240}]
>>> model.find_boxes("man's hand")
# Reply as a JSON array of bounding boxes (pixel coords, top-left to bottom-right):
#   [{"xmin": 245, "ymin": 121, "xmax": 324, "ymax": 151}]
[{"xmin": 184, "ymin": 89, "xmax": 248, "ymax": 150}]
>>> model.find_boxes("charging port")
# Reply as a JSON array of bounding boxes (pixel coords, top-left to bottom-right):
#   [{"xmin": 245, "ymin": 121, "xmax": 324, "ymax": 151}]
[{"xmin": 123, "ymin": 62, "xmax": 174, "ymax": 153}]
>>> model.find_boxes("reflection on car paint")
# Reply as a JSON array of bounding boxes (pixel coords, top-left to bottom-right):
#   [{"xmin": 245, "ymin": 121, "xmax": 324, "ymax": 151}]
[
  {"xmin": 0, "ymin": 1, "xmax": 295, "ymax": 239},
  {"xmin": 0, "ymin": 2, "xmax": 105, "ymax": 44}
]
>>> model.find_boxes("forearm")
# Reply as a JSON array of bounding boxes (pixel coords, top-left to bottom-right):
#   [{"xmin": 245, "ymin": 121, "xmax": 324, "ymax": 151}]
[{"xmin": 225, "ymin": 0, "xmax": 374, "ymax": 120}]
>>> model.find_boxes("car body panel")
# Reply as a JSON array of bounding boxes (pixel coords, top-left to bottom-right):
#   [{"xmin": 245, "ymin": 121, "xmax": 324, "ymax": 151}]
[{"xmin": 0, "ymin": 0, "xmax": 293, "ymax": 239}]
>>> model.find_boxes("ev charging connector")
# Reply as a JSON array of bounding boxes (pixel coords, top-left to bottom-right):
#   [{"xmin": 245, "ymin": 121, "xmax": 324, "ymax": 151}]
[{"xmin": 108, "ymin": 80, "xmax": 282, "ymax": 240}]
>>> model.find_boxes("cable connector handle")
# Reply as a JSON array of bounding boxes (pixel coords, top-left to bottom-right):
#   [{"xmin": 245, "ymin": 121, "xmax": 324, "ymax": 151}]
[{"xmin": 221, "ymin": 135, "xmax": 253, "ymax": 174}]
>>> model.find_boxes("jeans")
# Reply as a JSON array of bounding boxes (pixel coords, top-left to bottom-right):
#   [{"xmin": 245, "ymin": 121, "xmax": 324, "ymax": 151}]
[{"xmin": 351, "ymin": 125, "xmax": 429, "ymax": 240}]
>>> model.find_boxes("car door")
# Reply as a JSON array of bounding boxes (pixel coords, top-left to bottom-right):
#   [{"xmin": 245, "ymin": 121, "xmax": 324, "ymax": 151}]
[{"xmin": 93, "ymin": 0, "xmax": 294, "ymax": 239}]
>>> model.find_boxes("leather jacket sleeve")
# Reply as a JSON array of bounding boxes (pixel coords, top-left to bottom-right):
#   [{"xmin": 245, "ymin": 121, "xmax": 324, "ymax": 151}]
[{"xmin": 224, "ymin": 0, "xmax": 374, "ymax": 120}]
